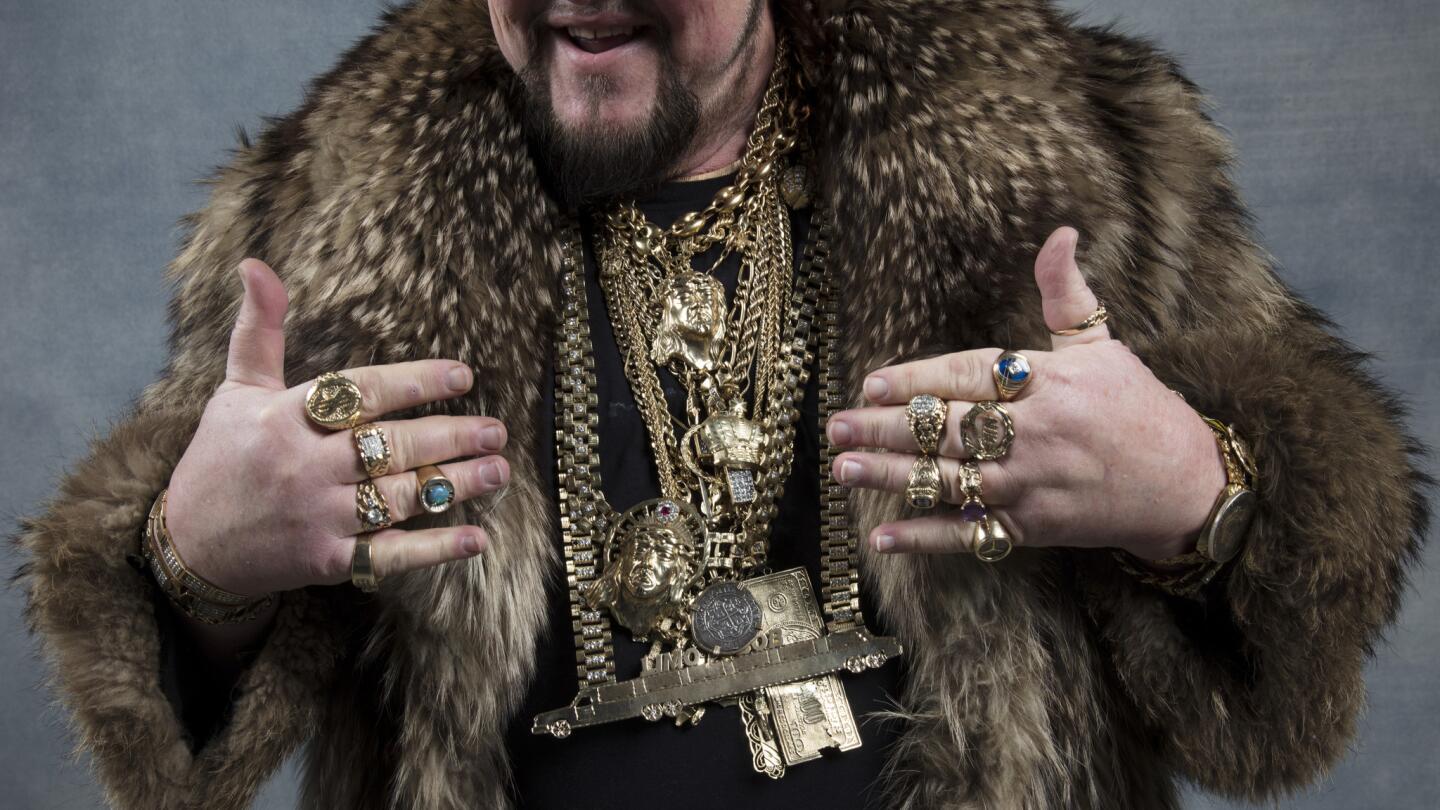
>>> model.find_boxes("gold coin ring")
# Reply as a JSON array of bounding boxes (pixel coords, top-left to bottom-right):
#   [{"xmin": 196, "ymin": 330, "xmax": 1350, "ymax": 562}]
[
  {"xmin": 1049, "ymin": 301, "xmax": 1108, "ymax": 336},
  {"xmin": 351, "ymin": 534, "xmax": 379, "ymax": 593},
  {"xmin": 905, "ymin": 394, "xmax": 949, "ymax": 455},
  {"xmin": 352, "ymin": 424, "xmax": 392, "ymax": 478},
  {"xmin": 356, "ymin": 480, "xmax": 393, "ymax": 531},
  {"xmin": 305, "ymin": 371, "xmax": 365, "ymax": 430},
  {"xmin": 906, "ymin": 455, "xmax": 942, "ymax": 510}
]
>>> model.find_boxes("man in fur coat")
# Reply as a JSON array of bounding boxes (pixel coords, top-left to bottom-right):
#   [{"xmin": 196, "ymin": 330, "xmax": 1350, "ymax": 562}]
[{"xmin": 14, "ymin": 0, "xmax": 1430, "ymax": 808}]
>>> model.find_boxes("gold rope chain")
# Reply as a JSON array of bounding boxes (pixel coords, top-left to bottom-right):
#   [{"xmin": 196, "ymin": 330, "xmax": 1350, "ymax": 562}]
[{"xmin": 597, "ymin": 37, "xmax": 802, "ymax": 503}]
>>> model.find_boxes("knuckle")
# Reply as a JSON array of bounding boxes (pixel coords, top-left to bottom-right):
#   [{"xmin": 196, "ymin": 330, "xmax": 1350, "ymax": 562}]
[
  {"xmin": 304, "ymin": 538, "xmax": 351, "ymax": 583},
  {"xmin": 386, "ymin": 424, "xmax": 414, "ymax": 470},
  {"xmin": 384, "ymin": 539, "xmax": 413, "ymax": 577}
]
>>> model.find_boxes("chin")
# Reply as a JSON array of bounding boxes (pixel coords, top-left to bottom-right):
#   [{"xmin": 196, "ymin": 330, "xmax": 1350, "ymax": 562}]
[{"xmin": 543, "ymin": 27, "xmax": 663, "ymax": 133}]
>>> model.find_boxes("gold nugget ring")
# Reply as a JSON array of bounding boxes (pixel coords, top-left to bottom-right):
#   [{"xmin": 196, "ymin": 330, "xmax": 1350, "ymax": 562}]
[
  {"xmin": 906, "ymin": 394, "xmax": 949, "ymax": 455},
  {"xmin": 352, "ymin": 424, "xmax": 392, "ymax": 478}
]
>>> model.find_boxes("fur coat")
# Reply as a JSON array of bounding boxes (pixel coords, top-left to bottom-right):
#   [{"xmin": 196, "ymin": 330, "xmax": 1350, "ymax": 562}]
[{"xmin": 14, "ymin": 0, "xmax": 1431, "ymax": 808}]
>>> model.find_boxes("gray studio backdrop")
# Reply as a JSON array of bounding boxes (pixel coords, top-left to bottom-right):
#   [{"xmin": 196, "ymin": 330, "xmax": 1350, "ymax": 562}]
[{"xmin": 3, "ymin": 1, "xmax": 1436, "ymax": 807}]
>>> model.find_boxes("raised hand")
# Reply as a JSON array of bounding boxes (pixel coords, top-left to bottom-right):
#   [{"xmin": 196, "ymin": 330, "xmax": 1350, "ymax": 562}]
[
  {"xmin": 164, "ymin": 259, "xmax": 509, "ymax": 597},
  {"xmin": 826, "ymin": 227, "xmax": 1225, "ymax": 560}
]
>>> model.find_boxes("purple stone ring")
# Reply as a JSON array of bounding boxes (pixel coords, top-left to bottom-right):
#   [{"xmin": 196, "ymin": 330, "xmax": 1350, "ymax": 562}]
[{"xmin": 992, "ymin": 351, "xmax": 1033, "ymax": 402}]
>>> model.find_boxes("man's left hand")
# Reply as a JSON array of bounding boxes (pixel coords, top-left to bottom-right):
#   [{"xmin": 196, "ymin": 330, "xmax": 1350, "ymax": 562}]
[{"xmin": 827, "ymin": 227, "xmax": 1225, "ymax": 560}]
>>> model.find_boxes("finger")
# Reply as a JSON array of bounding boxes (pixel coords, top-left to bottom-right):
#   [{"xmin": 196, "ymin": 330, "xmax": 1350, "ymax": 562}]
[
  {"xmin": 333, "ymin": 455, "xmax": 510, "ymax": 534},
  {"xmin": 833, "ymin": 451, "xmax": 1017, "ymax": 505},
  {"xmin": 861, "ymin": 349, "xmax": 1007, "ymax": 406},
  {"xmin": 325, "ymin": 525, "xmax": 487, "ymax": 585},
  {"xmin": 869, "ymin": 508, "xmax": 1022, "ymax": 554},
  {"xmin": 1034, "ymin": 227, "xmax": 1111, "ymax": 350},
  {"xmin": 297, "ymin": 359, "xmax": 474, "ymax": 426},
  {"xmin": 827, "ymin": 402, "xmax": 980, "ymax": 459},
  {"xmin": 869, "ymin": 515, "xmax": 979, "ymax": 554},
  {"xmin": 226, "ymin": 259, "xmax": 290, "ymax": 388},
  {"xmin": 325, "ymin": 415, "xmax": 508, "ymax": 483}
]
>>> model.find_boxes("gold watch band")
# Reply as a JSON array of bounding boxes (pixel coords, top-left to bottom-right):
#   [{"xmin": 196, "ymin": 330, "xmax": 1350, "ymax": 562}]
[{"xmin": 1113, "ymin": 414, "xmax": 1258, "ymax": 599}]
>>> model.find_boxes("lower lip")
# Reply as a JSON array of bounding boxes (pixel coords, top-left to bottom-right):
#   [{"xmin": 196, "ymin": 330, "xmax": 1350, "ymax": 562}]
[{"xmin": 552, "ymin": 29, "xmax": 649, "ymax": 71}]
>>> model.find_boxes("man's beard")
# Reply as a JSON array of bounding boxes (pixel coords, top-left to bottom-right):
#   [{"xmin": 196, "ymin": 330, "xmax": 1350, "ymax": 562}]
[{"xmin": 519, "ymin": 54, "xmax": 700, "ymax": 211}]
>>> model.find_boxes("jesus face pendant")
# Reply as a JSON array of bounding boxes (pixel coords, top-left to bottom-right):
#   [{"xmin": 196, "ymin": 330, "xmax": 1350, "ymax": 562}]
[
  {"xmin": 652, "ymin": 272, "xmax": 727, "ymax": 373},
  {"xmin": 582, "ymin": 499, "xmax": 707, "ymax": 638}
]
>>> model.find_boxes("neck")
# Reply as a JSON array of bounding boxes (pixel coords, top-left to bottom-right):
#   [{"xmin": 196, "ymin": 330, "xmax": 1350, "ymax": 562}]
[{"xmin": 670, "ymin": 20, "xmax": 778, "ymax": 181}]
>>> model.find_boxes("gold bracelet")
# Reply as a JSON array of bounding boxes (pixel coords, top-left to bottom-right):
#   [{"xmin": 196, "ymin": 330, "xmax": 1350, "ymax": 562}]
[{"xmin": 141, "ymin": 489, "xmax": 275, "ymax": 624}]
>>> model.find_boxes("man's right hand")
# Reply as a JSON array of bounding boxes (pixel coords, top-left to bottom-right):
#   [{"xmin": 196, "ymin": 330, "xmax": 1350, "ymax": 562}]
[{"xmin": 164, "ymin": 258, "xmax": 509, "ymax": 598}]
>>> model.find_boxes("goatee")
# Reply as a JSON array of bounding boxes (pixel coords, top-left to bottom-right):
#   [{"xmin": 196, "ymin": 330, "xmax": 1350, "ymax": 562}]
[{"xmin": 519, "ymin": 61, "xmax": 700, "ymax": 212}]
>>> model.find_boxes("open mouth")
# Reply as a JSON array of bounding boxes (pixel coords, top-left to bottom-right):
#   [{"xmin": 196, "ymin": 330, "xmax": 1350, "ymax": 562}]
[{"xmin": 562, "ymin": 25, "xmax": 644, "ymax": 55}]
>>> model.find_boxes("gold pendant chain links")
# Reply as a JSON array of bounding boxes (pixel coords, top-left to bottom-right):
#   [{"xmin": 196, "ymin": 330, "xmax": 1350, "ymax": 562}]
[
  {"xmin": 814, "ymin": 234, "xmax": 863, "ymax": 632},
  {"xmin": 555, "ymin": 231, "xmax": 620, "ymax": 687},
  {"xmin": 594, "ymin": 38, "xmax": 805, "ymax": 571}
]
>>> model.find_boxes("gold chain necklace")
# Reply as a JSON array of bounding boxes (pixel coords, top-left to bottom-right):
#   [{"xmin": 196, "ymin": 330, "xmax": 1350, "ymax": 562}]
[
  {"xmin": 533, "ymin": 38, "xmax": 902, "ymax": 779},
  {"xmin": 597, "ymin": 37, "xmax": 801, "ymax": 519},
  {"xmin": 539, "ymin": 212, "xmax": 900, "ymax": 778}
]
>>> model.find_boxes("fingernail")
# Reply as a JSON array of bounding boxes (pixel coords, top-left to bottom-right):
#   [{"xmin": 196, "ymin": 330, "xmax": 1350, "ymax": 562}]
[
  {"xmin": 838, "ymin": 459, "xmax": 861, "ymax": 484},
  {"xmin": 874, "ymin": 534, "xmax": 895, "ymax": 552},
  {"xmin": 481, "ymin": 460, "xmax": 505, "ymax": 487},
  {"xmin": 864, "ymin": 376, "xmax": 889, "ymax": 401},
  {"xmin": 447, "ymin": 365, "xmax": 472, "ymax": 391},
  {"xmin": 481, "ymin": 425, "xmax": 505, "ymax": 450},
  {"xmin": 828, "ymin": 420, "xmax": 854, "ymax": 445},
  {"xmin": 461, "ymin": 533, "xmax": 483, "ymax": 555}
]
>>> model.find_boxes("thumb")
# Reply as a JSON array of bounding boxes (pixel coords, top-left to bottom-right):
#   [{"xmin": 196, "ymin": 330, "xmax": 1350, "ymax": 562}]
[
  {"xmin": 1034, "ymin": 227, "xmax": 1110, "ymax": 350},
  {"xmin": 225, "ymin": 258, "xmax": 290, "ymax": 388}
]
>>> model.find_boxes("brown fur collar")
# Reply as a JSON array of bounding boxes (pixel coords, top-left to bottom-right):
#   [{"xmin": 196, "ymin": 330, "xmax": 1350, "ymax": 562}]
[{"xmin": 15, "ymin": 1, "xmax": 1429, "ymax": 808}]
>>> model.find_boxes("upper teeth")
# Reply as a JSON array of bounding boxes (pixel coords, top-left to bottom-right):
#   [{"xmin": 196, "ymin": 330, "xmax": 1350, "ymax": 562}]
[{"xmin": 568, "ymin": 26, "xmax": 637, "ymax": 40}]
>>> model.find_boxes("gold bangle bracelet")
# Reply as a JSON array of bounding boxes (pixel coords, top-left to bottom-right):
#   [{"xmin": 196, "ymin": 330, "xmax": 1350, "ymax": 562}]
[{"xmin": 141, "ymin": 489, "xmax": 275, "ymax": 624}]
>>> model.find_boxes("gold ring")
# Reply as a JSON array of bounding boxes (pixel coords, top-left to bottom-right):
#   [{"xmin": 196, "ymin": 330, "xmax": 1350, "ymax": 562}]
[
  {"xmin": 905, "ymin": 455, "xmax": 941, "ymax": 510},
  {"xmin": 961, "ymin": 401, "xmax": 1014, "ymax": 461},
  {"xmin": 1050, "ymin": 301, "xmax": 1108, "ymax": 336},
  {"xmin": 356, "ymin": 480, "xmax": 393, "ymax": 532},
  {"xmin": 352, "ymin": 424, "xmax": 393, "ymax": 477},
  {"xmin": 305, "ymin": 372, "xmax": 364, "ymax": 430},
  {"xmin": 991, "ymin": 351, "xmax": 1032, "ymax": 402},
  {"xmin": 416, "ymin": 465, "xmax": 457, "ymax": 514},
  {"xmin": 905, "ymin": 394, "xmax": 948, "ymax": 454},
  {"xmin": 975, "ymin": 514, "xmax": 1013, "ymax": 563},
  {"xmin": 957, "ymin": 461, "xmax": 988, "ymax": 522},
  {"xmin": 351, "ymin": 534, "xmax": 379, "ymax": 592}
]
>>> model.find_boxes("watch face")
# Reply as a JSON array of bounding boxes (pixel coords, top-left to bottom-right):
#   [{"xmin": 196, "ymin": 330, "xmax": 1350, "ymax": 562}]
[{"xmin": 1199, "ymin": 489, "xmax": 1258, "ymax": 563}]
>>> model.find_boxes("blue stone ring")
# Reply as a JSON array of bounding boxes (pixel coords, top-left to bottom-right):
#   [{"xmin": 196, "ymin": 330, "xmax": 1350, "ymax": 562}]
[
  {"xmin": 416, "ymin": 465, "xmax": 457, "ymax": 514},
  {"xmin": 992, "ymin": 351, "xmax": 1033, "ymax": 402}
]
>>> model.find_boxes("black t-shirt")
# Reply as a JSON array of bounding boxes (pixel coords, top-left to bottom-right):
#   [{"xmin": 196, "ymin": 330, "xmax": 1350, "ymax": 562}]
[{"xmin": 506, "ymin": 175, "xmax": 906, "ymax": 808}]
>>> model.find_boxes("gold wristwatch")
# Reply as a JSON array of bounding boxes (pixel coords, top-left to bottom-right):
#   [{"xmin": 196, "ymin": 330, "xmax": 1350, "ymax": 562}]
[{"xmin": 1114, "ymin": 416, "xmax": 1259, "ymax": 598}]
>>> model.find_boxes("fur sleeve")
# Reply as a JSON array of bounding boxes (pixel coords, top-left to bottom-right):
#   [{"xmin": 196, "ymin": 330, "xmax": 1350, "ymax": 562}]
[
  {"xmin": 1067, "ymin": 28, "xmax": 1433, "ymax": 801},
  {"xmin": 11, "ymin": 116, "xmax": 354, "ymax": 809}
]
